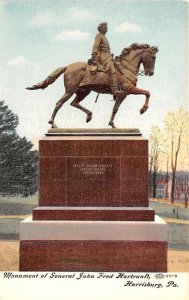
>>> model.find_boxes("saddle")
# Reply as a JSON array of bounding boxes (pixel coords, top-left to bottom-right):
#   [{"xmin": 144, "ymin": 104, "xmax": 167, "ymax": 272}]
[
  {"xmin": 79, "ymin": 63, "xmax": 110, "ymax": 87},
  {"xmin": 79, "ymin": 61, "xmax": 134, "ymax": 91}
]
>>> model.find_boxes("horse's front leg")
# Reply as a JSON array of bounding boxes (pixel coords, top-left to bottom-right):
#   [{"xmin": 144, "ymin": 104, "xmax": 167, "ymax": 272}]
[
  {"xmin": 129, "ymin": 86, "xmax": 150, "ymax": 114},
  {"xmin": 109, "ymin": 93, "xmax": 127, "ymax": 128}
]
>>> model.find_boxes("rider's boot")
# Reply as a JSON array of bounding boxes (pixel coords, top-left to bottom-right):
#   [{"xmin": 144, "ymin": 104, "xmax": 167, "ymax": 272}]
[{"xmin": 113, "ymin": 90, "xmax": 123, "ymax": 101}]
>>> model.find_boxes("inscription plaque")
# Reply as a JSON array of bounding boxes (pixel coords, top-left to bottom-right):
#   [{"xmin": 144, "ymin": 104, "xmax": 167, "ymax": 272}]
[
  {"xmin": 67, "ymin": 157, "xmax": 118, "ymax": 181},
  {"xmin": 73, "ymin": 163, "xmax": 113, "ymax": 175}
]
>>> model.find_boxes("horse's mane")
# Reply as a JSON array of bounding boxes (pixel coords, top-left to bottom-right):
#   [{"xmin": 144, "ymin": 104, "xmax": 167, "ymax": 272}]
[{"xmin": 121, "ymin": 43, "xmax": 158, "ymax": 56}]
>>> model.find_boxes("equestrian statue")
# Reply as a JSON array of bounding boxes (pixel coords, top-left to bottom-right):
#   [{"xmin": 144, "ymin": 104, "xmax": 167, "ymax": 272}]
[{"xmin": 26, "ymin": 22, "xmax": 158, "ymax": 128}]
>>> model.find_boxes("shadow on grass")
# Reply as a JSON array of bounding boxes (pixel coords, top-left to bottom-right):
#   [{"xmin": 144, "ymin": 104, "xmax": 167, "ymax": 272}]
[
  {"xmin": 168, "ymin": 241, "xmax": 189, "ymax": 251},
  {"xmin": 0, "ymin": 234, "xmax": 19, "ymax": 240},
  {"xmin": 0, "ymin": 203, "xmax": 37, "ymax": 215},
  {"xmin": 0, "ymin": 218, "xmax": 24, "ymax": 241}
]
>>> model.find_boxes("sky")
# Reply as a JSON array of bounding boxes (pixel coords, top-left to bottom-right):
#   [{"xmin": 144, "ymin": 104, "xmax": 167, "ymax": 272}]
[{"xmin": 0, "ymin": 0, "xmax": 188, "ymax": 148}]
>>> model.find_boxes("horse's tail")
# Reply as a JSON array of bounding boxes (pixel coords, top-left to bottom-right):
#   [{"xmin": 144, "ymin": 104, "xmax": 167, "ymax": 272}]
[{"xmin": 26, "ymin": 66, "xmax": 67, "ymax": 90}]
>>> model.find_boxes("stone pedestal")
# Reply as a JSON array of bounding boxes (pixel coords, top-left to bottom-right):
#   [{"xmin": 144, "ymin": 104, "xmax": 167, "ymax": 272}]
[{"xmin": 19, "ymin": 129, "xmax": 167, "ymax": 271}]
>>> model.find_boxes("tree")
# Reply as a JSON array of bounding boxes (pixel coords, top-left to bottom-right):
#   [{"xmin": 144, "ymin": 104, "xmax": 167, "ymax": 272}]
[
  {"xmin": 184, "ymin": 181, "xmax": 189, "ymax": 208},
  {"xmin": 0, "ymin": 101, "xmax": 38, "ymax": 196},
  {"xmin": 149, "ymin": 126, "xmax": 162, "ymax": 198},
  {"xmin": 177, "ymin": 175, "xmax": 189, "ymax": 208},
  {"xmin": 164, "ymin": 107, "xmax": 189, "ymax": 203}
]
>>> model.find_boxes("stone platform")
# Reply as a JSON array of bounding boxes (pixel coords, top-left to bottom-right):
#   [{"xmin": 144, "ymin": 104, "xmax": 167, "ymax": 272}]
[
  {"xmin": 19, "ymin": 129, "xmax": 167, "ymax": 271},
  {"xmin": 47, "ymin": 128, "xmax": 141, "ymax": 136}
]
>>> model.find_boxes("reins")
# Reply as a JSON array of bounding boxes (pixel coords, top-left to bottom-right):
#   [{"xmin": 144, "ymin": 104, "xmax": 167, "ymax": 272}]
[{"xmin": 137, "ymin": 70, "xmax": 146, "ymax": 76}]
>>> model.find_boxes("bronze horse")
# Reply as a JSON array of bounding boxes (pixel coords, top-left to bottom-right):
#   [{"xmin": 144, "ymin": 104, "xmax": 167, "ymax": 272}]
[{"xmin": 26, "ymin": 43, "xmax": 158, "ymax": 128}]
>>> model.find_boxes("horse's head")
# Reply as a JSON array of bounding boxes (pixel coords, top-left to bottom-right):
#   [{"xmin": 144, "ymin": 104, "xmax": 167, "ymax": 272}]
[
  {"xmin": 142, "ymin": 46, "xmax": 158, "ymax": 76},
  {"xmin": 119, "ymin": 44, "xmax": 158, "ymax": 77}
]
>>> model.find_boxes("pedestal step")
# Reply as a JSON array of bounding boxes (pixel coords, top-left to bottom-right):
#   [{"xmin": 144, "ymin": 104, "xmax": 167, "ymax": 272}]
[
  {"xmin": 19, "ymin": 216, "xmax": 167, "ymax": 272},
  {"xmin": 32, "ymin": 206, "xmax": 155, "ymax": 221}
]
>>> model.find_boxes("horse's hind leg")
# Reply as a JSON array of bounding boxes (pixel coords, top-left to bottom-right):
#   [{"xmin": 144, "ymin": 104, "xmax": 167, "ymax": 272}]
[
  {"xmin": 71, "ymin": 89, "xmax": 92, "ymax": 123},
  {"xmin": 49, "ymin": 92, "xmax": 73, "ymax": 128}
]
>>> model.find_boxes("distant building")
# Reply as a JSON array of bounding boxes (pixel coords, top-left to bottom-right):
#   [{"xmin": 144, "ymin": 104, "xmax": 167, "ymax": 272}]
[
  {"xmin": 156, "ymin": 179, "xmax": 167, "ymax": 199},
  {"xmin": 170, "ymin": 177, "xmax": 189, "ymax": 201},
  {"xmin": 156, "ymin": 176, "xmax": 189, "ymax": 201}
]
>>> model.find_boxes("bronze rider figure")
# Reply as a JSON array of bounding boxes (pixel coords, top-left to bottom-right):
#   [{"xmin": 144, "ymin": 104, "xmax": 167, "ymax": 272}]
[{"xmin": 91, "ymin": 22, "xmax": 122, "ymax": 100}]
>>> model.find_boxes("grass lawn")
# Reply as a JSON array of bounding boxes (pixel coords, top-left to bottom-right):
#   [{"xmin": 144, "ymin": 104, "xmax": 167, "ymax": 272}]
[
  {"xmin": 0, "ymin": 194, "xmax": 38, "ymax": 215},
  {"xmin": 150, "ymin": 199, "xmax": 189, "ymax": 220}
]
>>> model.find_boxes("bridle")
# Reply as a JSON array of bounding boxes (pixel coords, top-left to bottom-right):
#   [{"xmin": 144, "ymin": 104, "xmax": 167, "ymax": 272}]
[
  {"xmin": 137, "ymin": 70, "xmax": 146, "ymax": 76},
  {"xmin": 121, "ymin": 51, "xmax": 150, "ymax": 77}
]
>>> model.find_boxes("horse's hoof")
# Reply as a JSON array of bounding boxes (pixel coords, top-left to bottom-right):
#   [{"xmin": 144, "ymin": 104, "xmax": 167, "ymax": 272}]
[
  {"xmin": 48, "ymin": 120, "xmax": 58, "ymax": 128},
  {"xmin": 140, "ymin": 106, "xmax": 148, "ymax": 115},
  {"xmin": 109, "ymin": 121, "xmax": 116, "ymax": 128},
  {"xmin": 26, "ymin": 85, "xmax": 38, "ymax": 90},
  {"xmin": 86, "ymin": 113, "xmax": 92, "ymax": 123}
]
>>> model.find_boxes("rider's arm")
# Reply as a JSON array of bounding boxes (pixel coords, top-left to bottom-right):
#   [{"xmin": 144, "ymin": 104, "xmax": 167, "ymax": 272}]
[{"xmin": 91, "ymin": 34, "xmax": 101, "ymax": 61}]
